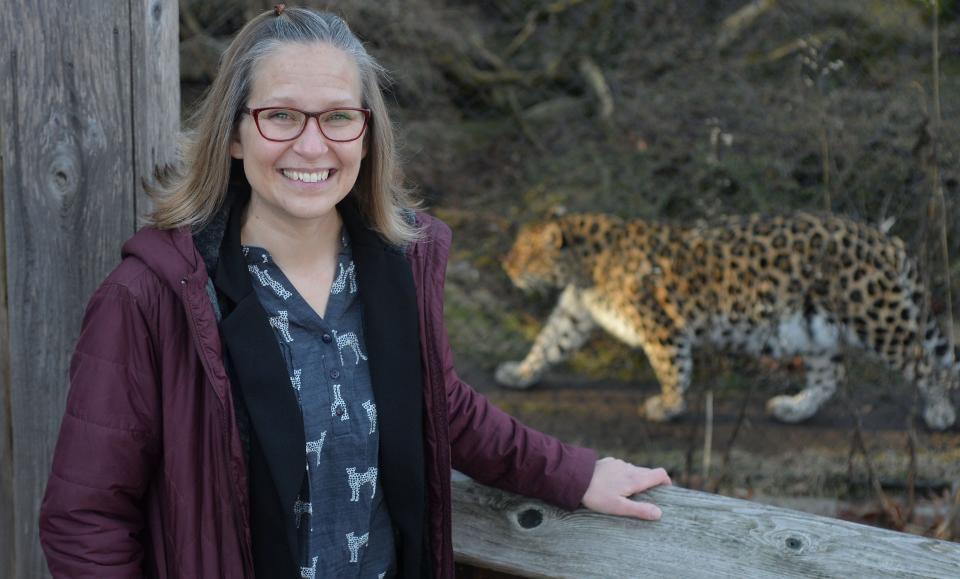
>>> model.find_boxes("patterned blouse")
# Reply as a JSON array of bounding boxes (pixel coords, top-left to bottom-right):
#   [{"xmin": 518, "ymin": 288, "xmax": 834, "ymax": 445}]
[{"xmin": 244, "ymin": 228, "xmax": 395, "ymax": 579}]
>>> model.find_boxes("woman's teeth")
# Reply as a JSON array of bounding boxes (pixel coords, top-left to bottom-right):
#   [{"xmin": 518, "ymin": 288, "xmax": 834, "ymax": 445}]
[{"xmin": 282, "ymin": 169, "xmax": 330, "ymax": 183}]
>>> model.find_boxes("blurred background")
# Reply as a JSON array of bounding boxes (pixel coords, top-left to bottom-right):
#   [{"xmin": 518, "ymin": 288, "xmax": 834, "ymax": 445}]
[{"xmin": 180, "ymin": 0, "xmax": 959, "ymax": 538}]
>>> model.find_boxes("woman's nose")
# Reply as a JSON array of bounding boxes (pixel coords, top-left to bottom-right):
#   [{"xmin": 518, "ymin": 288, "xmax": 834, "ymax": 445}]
[{"xmin": 292, "ymin": 118, "xmax": 330, "ymax": 156}]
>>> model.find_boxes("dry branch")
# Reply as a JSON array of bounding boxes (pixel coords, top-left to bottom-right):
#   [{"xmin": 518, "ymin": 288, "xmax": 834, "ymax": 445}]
[
  {"xmin": 578, "ymin": 56, "xmax": 614, "ymax": 122},
  {"xmin": 717, "ymin": 0, "xmax": 777, "ymax": 49},
  {"xmin": 702, "ymin": 390, "xmax": 714, "ymax": 481},
  {"xmin": 841, "ymin": 382, "xmax": 905, "ymax": 530},
  {"xmin": 708, "ymin": 378, "xmax": 755, "ymax": 494},
  {"xmin": 503, "ymin": 0, "xmax": 591, "ymax": 57}
]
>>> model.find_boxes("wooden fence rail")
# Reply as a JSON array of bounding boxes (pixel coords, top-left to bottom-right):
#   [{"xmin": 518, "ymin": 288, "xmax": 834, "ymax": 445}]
[{"xmin": 452, "ymin": 477, "xmax": 960, "ymax": 578}]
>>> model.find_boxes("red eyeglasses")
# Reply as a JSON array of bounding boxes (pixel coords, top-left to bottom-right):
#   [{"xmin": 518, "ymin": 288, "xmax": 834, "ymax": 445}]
[{"xmin": 242, "ymin": 106, "xmax": 371, "ymax": 142}]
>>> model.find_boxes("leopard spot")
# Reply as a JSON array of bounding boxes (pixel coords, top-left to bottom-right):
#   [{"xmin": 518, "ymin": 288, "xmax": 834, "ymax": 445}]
[{"xmin": 810, "ymin": 232, "xmax": 824, "ymax": 250}]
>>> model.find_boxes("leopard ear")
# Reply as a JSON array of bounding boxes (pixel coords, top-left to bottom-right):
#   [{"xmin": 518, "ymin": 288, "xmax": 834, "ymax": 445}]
[
  {"xmin": 547, "ymin": 205, "xmax": 567, "ymax": 219},
  {"xmin": 544, "ymin": 222, "xmax": 568, "ymax": 250}
]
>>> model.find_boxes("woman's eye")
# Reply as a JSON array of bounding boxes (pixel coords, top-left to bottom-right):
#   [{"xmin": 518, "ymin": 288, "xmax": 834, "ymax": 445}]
[
  {"xmin": 266, "ymin": 109, "xmax": 297, "ymax": 122},
  {"xmin": 325, "ymin": 111, "xmax": 353, "ymax": 122}
]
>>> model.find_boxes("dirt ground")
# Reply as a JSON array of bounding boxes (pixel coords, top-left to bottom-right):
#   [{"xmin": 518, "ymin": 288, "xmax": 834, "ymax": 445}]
[{"xmin": 455, "ymin": 356, "xmax": 960, "ymax": 538}]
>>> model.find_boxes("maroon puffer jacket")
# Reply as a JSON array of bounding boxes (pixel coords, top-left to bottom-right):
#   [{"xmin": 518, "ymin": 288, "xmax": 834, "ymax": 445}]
[{"xmin": 39, "ymin": 212, "xmax": 597, "ymax": 578}]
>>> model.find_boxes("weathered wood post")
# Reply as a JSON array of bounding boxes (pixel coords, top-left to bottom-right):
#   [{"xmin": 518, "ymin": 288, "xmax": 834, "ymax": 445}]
[{"xmin": 0, "ymin": 1, "xmax": 179, "ymax": 576}]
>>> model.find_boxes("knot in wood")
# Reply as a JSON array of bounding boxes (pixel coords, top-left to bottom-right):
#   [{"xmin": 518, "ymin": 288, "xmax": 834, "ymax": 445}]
[
  {"xmin": 770, "ymin": 529, "xmax": 810, "ymax": 555},
  {"xmin": 40, "ymin": 112, "xmax": 90, "ymax": 203},
  {"xmin": 517, "ymin": 508, "xmax": 543, "ymax": 529},
  {"xmin": 785, "ymin": 536, "xmax": 804, "ymax": 551},
  {"xmin": 48, "ymin": 149, "xmax": 79, "ymax": 201}
]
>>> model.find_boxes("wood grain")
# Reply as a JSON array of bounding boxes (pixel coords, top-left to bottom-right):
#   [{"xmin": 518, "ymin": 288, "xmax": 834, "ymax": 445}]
[
  {"xmin": 452, "ymin": 478, "xmax": 960, "ymax": 578},
  {"xmin": 131, "ymin": 0, "xmax": 180, "ymax": 221},
  {"xmin": 0, "ymin": 1, "xmax": 179, "ymax": 575},
  {"xmin": 0, "ymin": 26, "xmax": 13, "ymax": 578}
]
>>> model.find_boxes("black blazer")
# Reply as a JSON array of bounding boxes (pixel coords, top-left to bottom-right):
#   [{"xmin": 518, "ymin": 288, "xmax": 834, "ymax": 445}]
[{"xmin": 214, "ymin": 190, "xmax": 428, "ymax": 578}]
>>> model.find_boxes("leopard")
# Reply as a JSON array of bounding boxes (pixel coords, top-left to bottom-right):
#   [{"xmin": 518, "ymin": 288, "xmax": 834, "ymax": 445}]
[{"xmin": 495, "ymin": 211, "xmax": 958, "ymax": 430}]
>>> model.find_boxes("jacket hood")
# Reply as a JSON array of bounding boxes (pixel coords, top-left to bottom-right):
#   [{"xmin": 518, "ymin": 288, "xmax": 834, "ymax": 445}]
[
  {"xmin": 121, "ymin": 186, "xmax": 239, "ymax": 294},
  {"xmin": 120, "ymin": 222, "xmax": 211, "ymax": 293}
]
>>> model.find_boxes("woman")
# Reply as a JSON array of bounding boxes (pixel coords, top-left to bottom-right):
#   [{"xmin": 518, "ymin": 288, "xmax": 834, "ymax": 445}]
[{"xmin": 39, "ymin": 6, "xmax": 670, "ymax": 578}]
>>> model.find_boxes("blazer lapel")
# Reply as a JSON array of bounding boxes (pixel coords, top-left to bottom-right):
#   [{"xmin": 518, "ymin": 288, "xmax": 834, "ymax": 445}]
[
  {"xmin": 214, "ymin": 192, "xmax": 305, "ymax": 566},
  {"xmin": 340, "ymin": 198, "xmax": 427, "ymax": 578}
]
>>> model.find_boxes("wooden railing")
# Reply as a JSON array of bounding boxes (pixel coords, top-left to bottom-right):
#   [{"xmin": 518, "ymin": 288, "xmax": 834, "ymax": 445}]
[{"xmin": 451, "ymin": 477, "xmax": 960, "ymax": 578}]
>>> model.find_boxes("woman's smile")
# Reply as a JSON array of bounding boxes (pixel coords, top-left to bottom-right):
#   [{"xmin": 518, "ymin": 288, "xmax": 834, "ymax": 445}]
[{"xmin": 280, "ymin": 168, "xmax": 336, "ymax": 184}]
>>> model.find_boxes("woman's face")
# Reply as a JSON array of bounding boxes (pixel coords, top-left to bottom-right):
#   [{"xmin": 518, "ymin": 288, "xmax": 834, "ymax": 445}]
[{"xmin": 231, "ymin": 42, "xmax": 366, "ymax": 228}]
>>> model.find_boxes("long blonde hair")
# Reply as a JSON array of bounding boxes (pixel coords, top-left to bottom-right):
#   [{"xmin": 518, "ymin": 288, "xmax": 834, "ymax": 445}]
[{"xmin": 148, "ymin": 7, "xmax": 419, "ymax": 245}]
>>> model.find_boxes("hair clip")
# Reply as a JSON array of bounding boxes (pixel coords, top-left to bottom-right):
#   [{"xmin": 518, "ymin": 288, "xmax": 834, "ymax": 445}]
[{"xmin": 274, "ymin": 4, "xmax": 286, "ymax": 16}]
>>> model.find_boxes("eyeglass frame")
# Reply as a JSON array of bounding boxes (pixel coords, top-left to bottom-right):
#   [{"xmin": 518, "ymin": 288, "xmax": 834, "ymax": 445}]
[{"xmin": 241, "ymin": 106, "xmax": 372, "ymax": 143}]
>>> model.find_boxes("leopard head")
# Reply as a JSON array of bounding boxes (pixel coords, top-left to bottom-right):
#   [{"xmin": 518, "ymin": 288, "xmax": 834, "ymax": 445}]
[{"xmin": 502, "ymin": 221, "xmax": 572, "ymax": 292}]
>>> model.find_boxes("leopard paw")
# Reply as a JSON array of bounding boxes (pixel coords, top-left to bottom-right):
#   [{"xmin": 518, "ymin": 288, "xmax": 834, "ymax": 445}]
[
  {"xmin": 765, "ymin": 394, "xmax": 818, "ymax": 423},
  {"xmin": 494, "ymin": 361, "xmax": 540, "ymax": 389},
  {"xmin": 642, "ymin": 395, "xmax": 685, "ymax": 422},
  {"xmin": 923, "ymin": 401, "xmax": 956, "ymax": 431}
]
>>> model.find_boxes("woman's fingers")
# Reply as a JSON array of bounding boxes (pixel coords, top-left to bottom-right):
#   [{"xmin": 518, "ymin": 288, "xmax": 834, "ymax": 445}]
[
  {"xmin": 581, "ymin": 458, "xmax": 672, "ymax": 520},
  {"xmin": 615, "ymin": 496, "xmax": 663, "ymax": 520},
  {"xmin": 628, "ymin": 466, "xmax": 672, "ymax": 493}
]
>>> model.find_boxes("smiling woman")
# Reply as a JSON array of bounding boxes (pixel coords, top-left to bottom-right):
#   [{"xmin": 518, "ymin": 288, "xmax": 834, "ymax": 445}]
[
  {"xmin": 37, "ymin": 6, "xmax": 671, "ymax": 579},
  {"xmin": 231, "ymin": 43, "xmax": 366, "ymax": 232}
]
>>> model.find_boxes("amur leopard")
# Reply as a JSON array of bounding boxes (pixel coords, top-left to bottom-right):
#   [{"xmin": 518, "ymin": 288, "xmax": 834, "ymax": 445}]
[{"xmin": 495, "ymin": 212, "xmax": 958, "ymax": 430}]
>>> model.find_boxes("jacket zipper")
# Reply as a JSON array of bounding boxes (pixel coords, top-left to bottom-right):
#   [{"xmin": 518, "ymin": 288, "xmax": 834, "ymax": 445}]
[{"xmin": 180, "ymin": 278, "xmax": 255, "ymax": 578}]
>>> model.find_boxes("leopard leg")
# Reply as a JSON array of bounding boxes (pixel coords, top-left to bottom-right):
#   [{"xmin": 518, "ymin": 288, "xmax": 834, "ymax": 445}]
[
  {"xmin": 915, "ymin": 321, "xmax": 956, "ymax": 430},
  {"xmin": 878, "ymin": 318, "xmax": 955, "ymax": 430},
  {"xmin": 766, "ymin": 353, "xmax": 843, "ymax": 423},
  {"xmin": 641, "ymin": 334, "xmax": 693, "ymax": 422},
  {"xmin": 916, "ymin": 368, "xmax": 956, "ymax": 430},
  {"xmin": 495, "ymin": 285, "xmax": 596, "ymax": 389}
]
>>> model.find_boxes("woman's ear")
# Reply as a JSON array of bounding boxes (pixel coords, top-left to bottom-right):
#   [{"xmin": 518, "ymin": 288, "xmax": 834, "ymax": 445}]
[{"xmin": 230, "ymin": 133, "xmax": 244, "ymax": 160}]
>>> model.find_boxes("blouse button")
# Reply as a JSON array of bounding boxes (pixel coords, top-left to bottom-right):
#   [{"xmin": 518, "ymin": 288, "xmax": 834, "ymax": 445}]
[
  {"xmin": 335, "ymin": 407, "xmax": 345, "ymax": 417},
  {"xmin": 322, "ymin": 333, "xmax": 332, "ymax": 343},
  {"xmin": 330, "ymin": 369, "xmax": 340, "ymax": 380}
]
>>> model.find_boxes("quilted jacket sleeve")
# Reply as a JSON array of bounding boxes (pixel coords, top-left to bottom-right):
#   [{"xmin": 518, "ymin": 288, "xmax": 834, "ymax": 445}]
[
  {"xmin": 39, "ymin": 280, "xmax": 161, "ymax": 578},
  {"xmin": 417, "ymin": 215, "xmax": 598, "ymax": 510},
  {"xmin": 444, "ymin": 333, "xmax": 598, "ymax": 510}
]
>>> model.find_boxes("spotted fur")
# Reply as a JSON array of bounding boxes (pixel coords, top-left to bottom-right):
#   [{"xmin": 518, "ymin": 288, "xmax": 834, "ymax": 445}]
[{"xmin": 497, "ymin": 212, "xmax": 958, "ymax": 430}]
